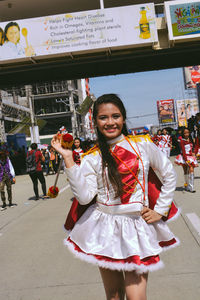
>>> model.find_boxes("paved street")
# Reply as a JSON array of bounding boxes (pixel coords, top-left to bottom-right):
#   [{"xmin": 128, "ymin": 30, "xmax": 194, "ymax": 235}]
[{"xmin": 0, "ymin": 160, "xmax": 200, "ymax": 300}]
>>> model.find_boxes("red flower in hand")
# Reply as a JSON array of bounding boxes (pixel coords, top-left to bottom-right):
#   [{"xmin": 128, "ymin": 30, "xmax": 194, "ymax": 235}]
[{"xmin": 62, "ymin": 133, "xmax": 73, "ymax": 142}]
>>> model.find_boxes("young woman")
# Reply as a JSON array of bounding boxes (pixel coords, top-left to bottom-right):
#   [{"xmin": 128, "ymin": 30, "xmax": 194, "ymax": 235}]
[
  {"xmin": 1, "ymin": 22, "xmax": 35, "ymax": 59},
  {"xmin": 175, "ymin": 128, "xmax": 198, "ymax": 193},
  {"xmin": 152, "ymin": 129, "xmax": 162, "ymax": 147},
  {"xmin": 158, "ymin": 128, "xmax": 172, "ymax": 158},
  {"xmin": 52, "ymin": 94, "xmax": 179, "ymax": 300},
  {"xmin": 72, "ymin": 137, "xmax": 84, "ymax": 165}
]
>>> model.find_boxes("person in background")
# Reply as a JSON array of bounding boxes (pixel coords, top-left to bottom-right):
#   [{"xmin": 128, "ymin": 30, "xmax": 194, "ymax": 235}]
[
  {"xmin": 55, "ymin": 151, "xmax": 60, "ymax": 174},
  {"xmin": 43, "ymin": 148, "xmax": 50, "ymax": 176},
  {"xmin": 49, "ymin": 147, "xmax": 57, "ymax": 174},
  {"xmin": 159, "ymin": 128, "xmax": 172, "ymax": 158},
  {"xmin": 0, "ymin": 150, "xmax": 16, "ymax": 211},
  {"xmin": 72, "ymin": 137, "xmax": 84, "ymax": 165},
  {"xmin": 152, "ymin": 129, "xmax": 162, "ymax": 147},
  {"xmin": 175, "ymin": 128, "xmax": 198, "ymax": 193},
  {"xmin": 27, "ymin": 143, "xmax": 48, "ymax": 200}
]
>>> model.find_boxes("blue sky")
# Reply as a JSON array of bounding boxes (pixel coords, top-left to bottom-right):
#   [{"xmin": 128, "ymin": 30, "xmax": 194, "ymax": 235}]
[{"xmin": 89, "ymin": 67, "xmax": 197, "ymax": 129}]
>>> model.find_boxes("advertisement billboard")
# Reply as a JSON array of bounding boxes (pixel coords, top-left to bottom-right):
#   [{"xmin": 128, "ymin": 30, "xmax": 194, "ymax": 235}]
[
  {"xmin": 0, "ymin": 4, "xmax": 158, "ymax": 62},
  {"xmin": 157, "ymin": 99, "xmax": 176, "ymax": 124},
  {"xmin": 183, "ymin": 66, "xmax": 200, "ymax": 89},
  {"xmin": 165, "ymin": 0, "xmax": 200, "ymax": 41},
  {"xmin": 176, "ymin": 98, "xmax": 199, "ymax": 126}
]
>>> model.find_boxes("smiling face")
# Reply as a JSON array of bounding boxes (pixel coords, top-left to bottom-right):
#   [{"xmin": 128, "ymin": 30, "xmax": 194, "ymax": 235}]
[
  {"xmin": 95, "ymin": 103, "xmax": 124, "ymax": 140},
  {"xmin": 183, "ymin": 129, "xmax": 190, "ymax": 139},
  {"xmin": 162, "ymin": 129, "xmax": 167, "ymax": 135},
  {"xmin": 6, "ymin": 26, "xmax": 20, "ymax": 44},
  {"xmin": 74, "ymin": 139, "xmax": 81, "ymax": 149}
]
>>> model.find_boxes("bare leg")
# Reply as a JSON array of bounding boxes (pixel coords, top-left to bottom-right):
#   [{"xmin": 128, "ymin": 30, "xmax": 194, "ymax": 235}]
[
  {"xmin": 99, "ymin": 267, "xmax": 125, "ymax": 300},
  {"xmin": 124, "ymin": 271, "xmax": 148, "ymax": 300},
  {"xmin": 183, "ymin": 164, "xmax": 188, "ymax": 175}
]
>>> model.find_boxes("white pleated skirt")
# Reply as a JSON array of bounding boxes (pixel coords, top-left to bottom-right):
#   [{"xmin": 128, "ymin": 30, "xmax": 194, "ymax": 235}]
[
  {"xmin": 64, "ymin": 204, "xmax": 179, "ymax": 274},
  {"xmin": 175, "ymin": 154, "xmax": 198, "ymax": 167}
]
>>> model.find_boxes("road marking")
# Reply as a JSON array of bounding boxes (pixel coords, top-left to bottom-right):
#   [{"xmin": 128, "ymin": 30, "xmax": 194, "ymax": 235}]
[
  {"xmin": 186, "ymin": 213, "xmax": 200, "ymax": 236},
  {"xmin": 60, "ymin": 184, "xmax": 70, "ymax": 194}
]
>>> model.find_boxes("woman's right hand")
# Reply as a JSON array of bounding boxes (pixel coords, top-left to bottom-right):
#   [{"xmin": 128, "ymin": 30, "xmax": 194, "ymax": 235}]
[
  {"xmin": 51, "ymin": 134, "xmax": 73, "ymax": 159},
  {"xmin": 51, "ymin": 134, "xmax": 75, "ymax": 168}
]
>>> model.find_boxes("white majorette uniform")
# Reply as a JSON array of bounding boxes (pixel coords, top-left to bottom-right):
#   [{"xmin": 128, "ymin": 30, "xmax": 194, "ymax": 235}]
[
  {"xmin": 72, "ymin": 148, "xmax": 84, "ymax": 165},
  {"xmin": 158, "ymin": 134, "xmax": 172, "ymax": 158},
  {"xmin": 64, "ymin": 134, "xmax": 179, "ymax": 274},
  {"xmin": 175, "ymin": 138, "xmax": 198, "ymax": 167}
]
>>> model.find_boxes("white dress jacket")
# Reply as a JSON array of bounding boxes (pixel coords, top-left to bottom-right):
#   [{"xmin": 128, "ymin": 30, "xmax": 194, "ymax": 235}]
[{"xmin": 64, "ymin": 134, "xmax": 179, "ymax": 273}]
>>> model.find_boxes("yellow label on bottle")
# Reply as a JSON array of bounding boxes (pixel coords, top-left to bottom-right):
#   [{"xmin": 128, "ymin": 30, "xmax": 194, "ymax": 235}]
[{"xmin": 140, "ymin": 23, "xmax": 150, "ymax": 33}]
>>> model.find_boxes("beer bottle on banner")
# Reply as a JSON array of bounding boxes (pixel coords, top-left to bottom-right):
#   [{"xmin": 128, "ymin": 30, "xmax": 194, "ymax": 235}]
[{"xmin": 139, "ymin": 7, "xmax": 150, "ymax": 39}]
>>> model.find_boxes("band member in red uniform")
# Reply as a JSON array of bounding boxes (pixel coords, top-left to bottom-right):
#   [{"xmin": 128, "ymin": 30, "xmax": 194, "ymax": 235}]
[
  {"xmin": 51, "ymin": 94, "xmax": 179, "ymax": 300},
  {"xmin": 175, "ymin": 128, "xmax": 198, "ymax": 192},
  {"xmin": 72, "ymin": 138, "xmax": 84, "ymax": 165},
  {"xmin": 194, "ymin": 135, "xmax": 200, "ymax": 160},
  {"xmin": 158, "ymin": 128, "xmax": 172, "ymax": 158},
  {"xmin": 152, "ymin": 129, "xmax": 162, "ymax": 147}
]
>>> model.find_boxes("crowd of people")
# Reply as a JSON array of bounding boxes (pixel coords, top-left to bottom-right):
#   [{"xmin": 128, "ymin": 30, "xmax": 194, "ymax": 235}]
[
  {"xmin": 0, "ymin": 136, "xmax": 95, "ymax": 210},
  {"xmin": 151, "ymin": 113, "xmax": 200, "ymax": 193}
]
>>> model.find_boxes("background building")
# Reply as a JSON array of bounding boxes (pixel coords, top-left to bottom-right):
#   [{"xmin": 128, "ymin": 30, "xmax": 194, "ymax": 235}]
[{"xmin": 0, "ymin": 78, "xmax": 90, "ymax": 145}]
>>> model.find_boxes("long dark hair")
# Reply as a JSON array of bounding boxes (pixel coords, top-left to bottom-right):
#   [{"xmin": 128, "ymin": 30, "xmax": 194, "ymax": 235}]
[
  {"xmin": 72, "ymin": 137, "xmax": 83, "ymax": 151},
  {"xmin": 181, "ymin": 127, "xmax": 194, "ymax": 145},
  {"xmin": 93, "ymin": 94, "xmax": 128, "ymax": 197}
]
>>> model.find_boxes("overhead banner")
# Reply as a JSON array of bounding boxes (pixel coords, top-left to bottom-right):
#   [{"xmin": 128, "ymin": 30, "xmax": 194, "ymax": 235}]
[
  {"xmin": 0, "ymin": 4, "xmax": 158, "ymax": 62},
  {"xmin": 183, "ymin": 66, "xmax": 200, "ymax": 89},
  {"xmin": 165, "ymin": 0, "xmax": 200, "ymax": 41},
  {"xmin": 176, "ymin": 98, "xmax": 199, "ymax": 126},
  {"xmin": 157, "ymin": 99, "xmax": 176, "ymax": 124}
]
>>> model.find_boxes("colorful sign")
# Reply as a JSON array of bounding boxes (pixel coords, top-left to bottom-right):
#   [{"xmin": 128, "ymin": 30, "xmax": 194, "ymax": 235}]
[
  {"xmin": 165, "ymin": 0, "xmax": 200, "ymax": 40},
  {"xmin": 176, "ymin": 98, "xmax": 199, "ymax": 126},
  {"xmin": 184, "ymin": 66, "xmax": 200, "ymax": 89},
  {"xmin": 0, "ymin": 4, "xmax": 158, "ymax": 62},
  {"xmin": 157, "ymin": 99, "xmax": 176, "ymax": 124}
]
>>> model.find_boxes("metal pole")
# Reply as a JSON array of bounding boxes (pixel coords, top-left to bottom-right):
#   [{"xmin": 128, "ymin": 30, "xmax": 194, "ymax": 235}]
[
  {"xmin": 67, "ymin": 80, "xmax": 79, "ymax": 137},
  {"xmin": 99, "ymin": 0, "xmax": 104, "ymax": 9},
  {"xmin": 69, "ymin": 92, "xmax": 75, "ymax": 136},
  {"xmin": 26, "ymin": 85, "xmax": 36, "ymax": 143}
]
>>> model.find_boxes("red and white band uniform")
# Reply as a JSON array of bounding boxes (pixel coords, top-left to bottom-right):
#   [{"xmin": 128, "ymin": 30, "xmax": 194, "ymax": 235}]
[
  {"xmin": 64, "ymin": 134, "xmax": 179, "ymax": 274},
  {"xmin": 158, "ymin": 134, "xmax": 172, "ymax": 158},
  {"xmin": 194, "ymin": 136, "xmax": 200, "ymax": 158},
  {"xmin": 72, "ymin": 148, "xmax": 84, "ymax": 165},
  {"xmin": 175, "ymin": 138, "xmax": 198, "ymax": 192},
  {"xmin": 152, "ymin": 134, "xmax": 162, "ymax": 147},
  {"xmin": 175, "ymin": 138, "xmax": 198, "ymax": 168}
]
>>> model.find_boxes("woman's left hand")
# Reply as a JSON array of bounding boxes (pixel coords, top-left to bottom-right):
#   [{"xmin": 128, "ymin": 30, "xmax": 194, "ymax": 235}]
[{"xmin": 141, "ymin": 207, "xmax": 162, "ymax": 224}]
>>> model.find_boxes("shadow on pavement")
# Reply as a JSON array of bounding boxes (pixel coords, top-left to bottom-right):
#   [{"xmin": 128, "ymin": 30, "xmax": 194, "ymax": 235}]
[{"xmin": 175, "ymin": 186, "xmax": 185, "ymax": 191}]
